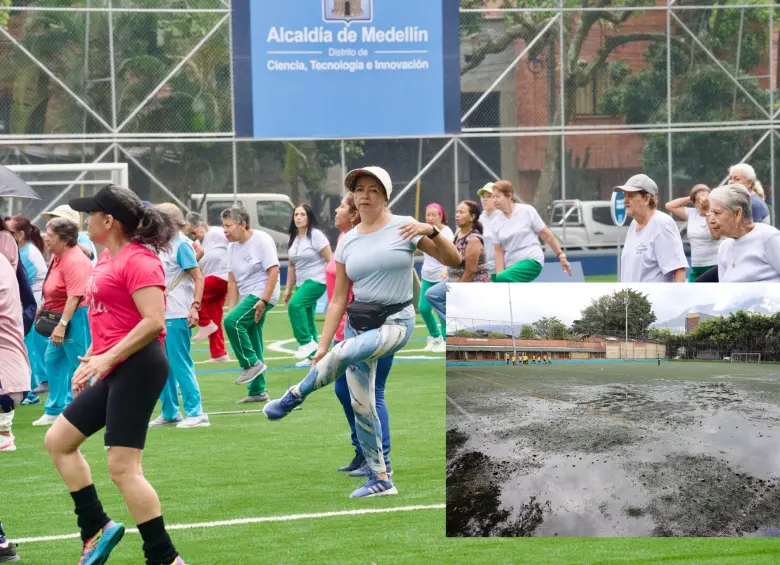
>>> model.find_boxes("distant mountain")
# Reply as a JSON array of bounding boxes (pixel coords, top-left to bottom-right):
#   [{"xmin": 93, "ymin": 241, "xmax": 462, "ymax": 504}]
[{"xmin": 653, "ymin": 297, "xmax": 778, "ymax": 332}]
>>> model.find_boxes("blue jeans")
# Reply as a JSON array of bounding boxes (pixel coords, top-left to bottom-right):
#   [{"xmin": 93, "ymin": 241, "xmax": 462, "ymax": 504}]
[
  {"xmin": 160, "ymin": 318, "xmax": 204, "ymax": 420},
  {"xmin": 43, "ymin": 307, "xmax": 90, "ymax": 416},
  {"xmin": 333, "ymin": 336, "xmax": 394, "ymax": 464},
  {"xmin": 297, "ymin": 317, "xmax": 414, "ymax": 475},
  {"xmin": 425, "ymin": 280, "xmax": 447, "ymax": 321}
]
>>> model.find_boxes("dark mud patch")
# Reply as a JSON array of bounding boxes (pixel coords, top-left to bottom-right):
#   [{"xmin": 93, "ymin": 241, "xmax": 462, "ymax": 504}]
[
  {"xmin": 446, "ymin": 428, "xmax": 468, "ymax": 459},
  {"xmin": 510, "ymin": 420, "xmax": 639, "ymax": 454},
  {"xmin": 626, "ymin": 453, "xmax": 780, "ymax": 536},
  {"xmin": 576, "ymin": 385, "xmax": 695, "ymax": 426},
  {"xmin": 686, "ymin": 382, "xmax": 743, "ymax": 410},
  {"xmin": 447, "ymin": 448, "xmax": 551, "ymax": 537}
]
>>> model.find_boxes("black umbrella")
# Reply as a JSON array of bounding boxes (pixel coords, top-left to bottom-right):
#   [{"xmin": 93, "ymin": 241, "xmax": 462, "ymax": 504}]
[{"xmin": 0, "ymin": 165, "xmax": 40, "ymax": 200}]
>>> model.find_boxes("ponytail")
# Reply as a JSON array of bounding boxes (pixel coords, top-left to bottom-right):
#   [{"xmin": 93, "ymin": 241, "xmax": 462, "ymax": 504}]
[
  {"xmin": 131, "ymin": 206, "xmax": 176, "ymax": 253},
  {"xmin": 8, "ymin": 216, "xmax": 44, "ymax": 252}
]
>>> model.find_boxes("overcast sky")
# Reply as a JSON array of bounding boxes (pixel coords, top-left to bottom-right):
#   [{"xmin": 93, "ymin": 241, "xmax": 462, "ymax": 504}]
[{"xmin": 446, "ymin": 283, "xmax": 780, "ymax": 327}]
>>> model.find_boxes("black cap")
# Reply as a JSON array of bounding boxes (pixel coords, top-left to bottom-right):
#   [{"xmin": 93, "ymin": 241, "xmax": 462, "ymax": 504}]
[{"xmin": 69, "ymin": 185, "xmax": 141, "ymax": 229}]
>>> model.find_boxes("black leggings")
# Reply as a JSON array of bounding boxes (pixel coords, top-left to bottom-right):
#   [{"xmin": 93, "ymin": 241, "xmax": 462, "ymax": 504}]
[{"xmin": 63, "ymin": 341, "xmax": 168, "ymax": 449}]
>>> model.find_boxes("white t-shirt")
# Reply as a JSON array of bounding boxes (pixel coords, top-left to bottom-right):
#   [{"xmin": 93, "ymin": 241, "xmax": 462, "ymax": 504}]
[
  {"xmin": 479, "ymin": 209, "xmax": 502, "ymax": 274},
  {"xmin": 289, "ymin": 228, "xmax": 330, "ymax": 286},
  {"xmin": 490, "ymin": 204, "xmax": 546, "ymax": 267},
  {"xmin": 718, "ymin": 223, "xmax": 780, "ymax": 282},
  {"xmin": 420, "ymin": 225, "xmax": 454, "ymax": 282},
  {"xmin": 620, "ymin": 210, "xmax": 688, "ymax": 282},
  {"xmin": 200, "ymin": 226, "xmax": 229, "ymax": 281},
  {"xmin": 335, "ymin": 215, "xmax": 422, "ymax": 320},
  {"xmin": 227, "ymin": 230, "xmax": 281, "ymax": 305},
  {"xmin": 685, "ymin": 208, "xmax": 721, "ymax": 267},
  {"xmin": 158, "ymin": 233, "xmax": 199, "ymax": 320}
]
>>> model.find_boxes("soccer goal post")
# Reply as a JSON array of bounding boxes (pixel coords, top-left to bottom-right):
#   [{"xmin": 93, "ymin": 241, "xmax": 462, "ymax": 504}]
[
  {"xmin": 731, "ymin": 352, "xmax": 761, "ymax": 363},
  {"xmin": 5, "ymin": 163, "xmax": 129, "ymax": 223}
]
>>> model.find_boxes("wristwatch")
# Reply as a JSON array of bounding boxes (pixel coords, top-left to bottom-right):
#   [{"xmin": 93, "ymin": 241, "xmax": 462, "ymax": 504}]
[
  {"xmin": 427, "ymin": 225, "xmax": 441, "ymax": 240},
  {"xmin": 59, "ymin": 319, "xmax": 69, "ymax": 328}
]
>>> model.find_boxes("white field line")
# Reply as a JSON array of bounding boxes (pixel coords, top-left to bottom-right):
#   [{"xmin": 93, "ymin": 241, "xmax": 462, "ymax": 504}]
[
  {"xmin": 12, "ymin": 504, "xmax": 445, "ymax": 544},
  {"xmin": 446, "ymin": 394, "xmax": 474, "ymax": 422}
]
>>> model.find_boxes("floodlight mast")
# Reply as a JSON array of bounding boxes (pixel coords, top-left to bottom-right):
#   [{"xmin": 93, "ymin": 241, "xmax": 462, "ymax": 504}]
[{"xmin": 508, "ymin": 284, "xmax": 517, "ymax": 360}]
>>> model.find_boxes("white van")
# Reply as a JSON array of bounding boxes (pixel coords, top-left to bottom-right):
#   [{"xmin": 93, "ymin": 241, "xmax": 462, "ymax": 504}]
[{"xmin": 190, "ymin": 193, "xmax": 295, "ymax": 259}]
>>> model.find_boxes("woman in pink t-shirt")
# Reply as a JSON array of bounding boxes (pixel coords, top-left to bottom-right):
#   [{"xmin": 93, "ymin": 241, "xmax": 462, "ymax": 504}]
[
  {"xmin": 328, "ymin": 192, "xmax": 398, "ymax": 477},
  {"xmin": 44, "ymin": 185, "xmax": 189, "ymax": 565}
]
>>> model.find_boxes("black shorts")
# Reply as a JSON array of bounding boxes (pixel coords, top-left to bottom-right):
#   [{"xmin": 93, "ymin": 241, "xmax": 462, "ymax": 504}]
[{"xmin": 63, "ymin": 340, "xmax": 168, "ymax": 449}]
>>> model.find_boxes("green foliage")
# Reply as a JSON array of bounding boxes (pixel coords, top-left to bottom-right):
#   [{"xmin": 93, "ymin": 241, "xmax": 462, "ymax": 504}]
[
  {"xmin": 519, "ymin": 324, "xmax": 537, "ymax": 339},
  {"xmin": 573, "ymin": 289, "xmax": 656, "ymax": 339},
  {"xmin": 532, "ymin": 316, "xmax": 572, "ymax": 340}
]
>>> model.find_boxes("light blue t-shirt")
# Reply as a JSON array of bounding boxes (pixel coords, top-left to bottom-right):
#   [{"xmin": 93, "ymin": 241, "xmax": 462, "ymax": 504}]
[
  {"xmin": 158, "ymin": 233, "xmax": 199, "ymax": 319},
  {"xmin": 334, "ymin": 215, "xmax": 423, "ymax": 320},
  {"xmin": 19, "ymin": 242, "xmax": 47, "ymax": 306},
  {"xmin": 78, "ymin": 231, "xmax": 98, "ymax": 266}
]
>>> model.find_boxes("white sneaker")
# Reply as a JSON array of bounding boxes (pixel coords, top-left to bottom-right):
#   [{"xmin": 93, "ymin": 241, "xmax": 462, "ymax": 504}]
[
  {"xmin": 193, "ymin": 321, "xmax": 218, "ymax": 342},
  {"xmin": 148, "ymin": 414, "xmax": 183, "ymax": 428},
  {"xmin": 0, "ymin": 434, "xmax": 16, "ymax": 452},
  {"xmin": 294, "ymin": 340, "xmax": 319, "ymax": 360},
  {"xmin": 423, "ymin": 336, "xmax": 436, "ymax": 352},
  {"xmin": 432, "ymin": 337, "xmax": 447, "ymax": 353},
  {"xmin": 176, "ymin": 414, "xmax": 210, "ymax": 428},
  {"xmin": 295, "ymin": 358, "xmax": 312, "ymax": 368},
  {"xmin": 32, "ymin": 414, "xmax": 58, "ymax": 427}
]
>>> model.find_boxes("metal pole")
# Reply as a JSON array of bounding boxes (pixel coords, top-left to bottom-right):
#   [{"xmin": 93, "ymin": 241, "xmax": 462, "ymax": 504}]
[
  {"xmin": 508, "ymin": 284, "xmax": 517, "ymax": 359},
  {"xmin": 770, "ymin": 4, "xmax": 775, "ymax": 226},
  {"xmin": 559, "ymin": 0, "xmax": 567, "ymax": 251},
  {"xmin": 81, "ymin": 0, "xmax": 91, "ymax": 185},
  {"xmin": 625, "ymin": 294, "xmax": 629, "ymax": 360},
  {"xmin": 453, "ymin": 138, "xmax": 459, "ymax": 213},
  {"xmin": 227, "ymin": 0, "xmax": 239, "ymax": 205},
  {"xmin": 415, "ymin": 138, "xmax": 423, "ymax": 220},
  {"xmin": 733, "ymin": 9, "xmax": 745, "ymax": 112},
  {"xmin": 108, "ymin": 0, "xmax": 118, "ymax": 165},
  {"xmin": 340, "ymin": 140, "xmax": 347, "ymax": 196},
  {"xmin": 666, "ymin": 1, "xmax": 673, "ymax": 202}
]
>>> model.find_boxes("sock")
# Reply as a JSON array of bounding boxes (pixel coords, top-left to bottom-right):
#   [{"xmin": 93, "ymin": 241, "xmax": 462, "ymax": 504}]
[
  {"xmin": 138, "ymin": 516, "xmax": 178, "ymax": 565},
  {"xmin": 0, "ymin": 519, "xmax": 6, "ymax": 543},
  {"xmin": 70, "ymin": 484, "xmax": 111, "ymax": 543}
]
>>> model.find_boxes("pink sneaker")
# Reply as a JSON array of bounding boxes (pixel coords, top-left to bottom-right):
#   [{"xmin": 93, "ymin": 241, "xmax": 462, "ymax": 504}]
[
  {"xmin": 210, "ymin": 354, "xmax": 231, "ymax": 363},
  {"xmin": 0, "ymin": 435, "xmax": 16, "ymax": 452},
  {"xmin": 193, "ymin": 321, "xmax": 218, "ymax": 342},
  {"xmin": 168, "ymin": 557, "xmax": 188, "ymax": 565}
]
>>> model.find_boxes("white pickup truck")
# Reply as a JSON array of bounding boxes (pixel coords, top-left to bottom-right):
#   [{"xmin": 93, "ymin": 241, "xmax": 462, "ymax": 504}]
[
  {"xmin": 544, "ymin": 199, "xmax": 688, "ymax": 250},
  {"xmin": 190, "ymin": 193, "xmax": 295, "ymax": 259}
]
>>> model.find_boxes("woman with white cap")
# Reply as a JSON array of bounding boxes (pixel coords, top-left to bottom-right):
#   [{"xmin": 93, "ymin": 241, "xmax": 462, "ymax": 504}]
[
  {"xmin": 491, "ymin": 180, "xmax": 572, "ymax": 282},
  {"xmin": 264, "ymin": 166, "xmax": 460, "ymax": 498},
  {"xmin": 41, "ymin": 204, "xmax": 98, "ymax": 265},
  {"xmin": 665, "ymin": 184, "xmax": 722, "ymax": 282},
  {"xmin": 614, "ymin": 174, "xmax": 687, "ymax": 283},
  {"xmin": 708, "ymin": 184, "xmax": 780, "ymax": 282},
  {"xmin": 477, "ymin": 182, "xmax": 502, "ymax": 275}
]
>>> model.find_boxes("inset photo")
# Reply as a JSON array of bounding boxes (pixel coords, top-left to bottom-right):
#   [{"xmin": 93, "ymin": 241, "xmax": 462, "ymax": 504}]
[{"xmin": 446, "ymin": 283, "xmax": 780, "ymax": 537}]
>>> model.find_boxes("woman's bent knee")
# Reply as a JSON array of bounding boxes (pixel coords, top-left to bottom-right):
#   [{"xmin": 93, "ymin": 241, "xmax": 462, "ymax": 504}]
[
  {"xmin": 107, "ymin": 449, "xmax": 142, "ymax": 485},
  {"xmin": 45, "ymin": 417, "xmax": 86, "ymax": 455}
]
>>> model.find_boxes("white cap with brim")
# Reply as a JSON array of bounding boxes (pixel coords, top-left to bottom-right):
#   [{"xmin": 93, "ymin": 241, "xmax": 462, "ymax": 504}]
[
  {"xmin": 477, "ymin": 182, "xmax": 495, "ymax": 197},
  {"xmin": 613, "ymin": 174, "xmax": 658, "ymax": 197},
  {"xmin": 41, "ymin": 204, "xmax": 80, "ymax": 225},
  {"xmin": 344, "ymin": 166, "xmax": 393, "ymax": 199}
]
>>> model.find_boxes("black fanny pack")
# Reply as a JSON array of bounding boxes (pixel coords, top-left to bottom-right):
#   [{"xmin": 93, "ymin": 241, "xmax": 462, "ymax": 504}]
[
  {"xmin": 346, "ymin": 300, "xmax": 412, "ymax": 332},
  {"xmin": 34, "ymin": 309, "xmax": 63, "ymax": 338}
]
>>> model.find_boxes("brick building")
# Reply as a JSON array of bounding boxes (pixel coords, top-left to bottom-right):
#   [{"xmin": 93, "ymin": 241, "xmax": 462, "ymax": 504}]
[{"xmin": 685, "ymin": 312, "xmax": 715, "ymax": 334}]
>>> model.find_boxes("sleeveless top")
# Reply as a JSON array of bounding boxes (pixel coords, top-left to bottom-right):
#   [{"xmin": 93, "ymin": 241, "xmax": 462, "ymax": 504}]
[{"xmin": 448, "ymin": 231, "xmax": 491, "ymax": 282}]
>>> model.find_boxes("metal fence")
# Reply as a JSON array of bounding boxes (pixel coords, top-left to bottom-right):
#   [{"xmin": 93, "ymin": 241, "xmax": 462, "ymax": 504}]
[{"xmin": 1, "ymin": 1, "xmax": 778, "ymax": 238}]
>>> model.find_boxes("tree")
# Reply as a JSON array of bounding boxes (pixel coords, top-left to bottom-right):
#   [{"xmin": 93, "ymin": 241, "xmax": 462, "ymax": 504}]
[
  {"xmin": 532, "ymin": 316, "xmax": 571, "ymax": 340},
  {"xmin": 576, "ymin": 289, "xmax": 656, "ymax": 338},
  {"xmin": 519, "ymin": 324, "xmax": 537, "ymax": 339}
]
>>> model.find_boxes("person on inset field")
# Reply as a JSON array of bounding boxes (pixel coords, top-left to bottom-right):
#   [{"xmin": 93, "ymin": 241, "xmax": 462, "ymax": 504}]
[
  {"xmin": 222, "ymin": 205, "xmax": 280, "ymax": 404},
  {"xmin": 614, "ymin": 174, "xmax": 687, "ymax": 283},
  {"xmin": 708, "ymin": 184, "xmax": 780, "ymax": 282},
  {"xmin": 284, "ymin": 204, "xmax": 332, "ymax": 368},
  {"xmin": 418, "ymin": 203, "xmax": 452, "ymax": 352},
  {"xmin": 46, "ymin": 185, "xmax": 189, "ymax": 565},
  {"xmin": 665, "ymin": 184, "xmax": 722, "ymax": 282},
  {"xmin": 32, "ymin": 218, "xmax": 93, "ymax": 428},
  {"xmin": 490, "ymin": 181, "xmax": 572, "ymax": 282},
  {"xmin": 728, "ymin": 163, "xmax": 770, "ymax": 225},
  {"xmin": 264, "ymin": 166, "xmax": 460, "ymax": 498},
  {"xmin": 149, "ymin": 203, "xmax": 209, "ymax": 429},
  {"xmin": 328, "ymin": 192, "xmax": 396, "ymax": 478},
  {"xmin": 0, "ymin": 232, "xmax": 30, "ymax": 454},
  {"xmin": 184, "ymin": 212, "xmax": 231, "ymax": 363}
]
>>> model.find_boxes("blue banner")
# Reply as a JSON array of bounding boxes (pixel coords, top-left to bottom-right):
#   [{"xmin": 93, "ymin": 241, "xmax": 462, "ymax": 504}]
[{"xmin": 232, "ymin": 0, "xmax": 461, "ymax": 139}]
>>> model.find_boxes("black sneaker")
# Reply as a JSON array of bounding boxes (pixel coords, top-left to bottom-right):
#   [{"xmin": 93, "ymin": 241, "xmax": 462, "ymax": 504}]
[
  {"xmin": 336, "ymin": 453, "xmax": 365, "ymax": 473},
  {"xmin": 0, "ymin": 542, "xmax": 20, "ymax": 563}
]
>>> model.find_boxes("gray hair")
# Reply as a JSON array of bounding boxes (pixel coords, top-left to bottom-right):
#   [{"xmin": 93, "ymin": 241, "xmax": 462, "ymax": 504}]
[
  {"xmin": 46, "ymin": 217, "xmax": 79, "ymax": 247},
  {"xmin": 185, "ymin": 211, "xmax": 207, "ymax": 228},
  {"xmin": 221, "ymin": 205, "xmax": 250, "ymax": 228},
  {"xmin": 710, "ymin": 184, "xmax": 753, "ymax": 224},
  {"xmin": 729, "ymin": 163, "xmax": 757, "ymax": 183}
]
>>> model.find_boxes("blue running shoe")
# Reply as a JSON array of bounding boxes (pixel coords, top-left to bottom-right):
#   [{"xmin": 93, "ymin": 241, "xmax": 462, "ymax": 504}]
[
  {"xmin": 263, "ymin": 388, "xmax": 304, "ymax": 420},
  {"xmin": 21, "ymin": 393, "xmax": 40, "ymax": 406},
  {"xmin": 79, "ymin": 521, "xmax": 125, "ymax": 565},
  {"xmin": 349, "ymin": 477, "xmax": 398, "ymax": 499},
  {"xmin": 348, "ymin": 462, "xmax": 393, "ymax": 478}
]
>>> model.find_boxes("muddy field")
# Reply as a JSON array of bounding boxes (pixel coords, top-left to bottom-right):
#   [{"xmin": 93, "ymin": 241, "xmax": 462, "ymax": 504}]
[{"xmin": 446, "ymin": 362, "xmax": 780, "ymax": 538}]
